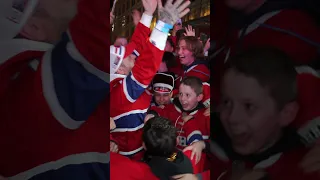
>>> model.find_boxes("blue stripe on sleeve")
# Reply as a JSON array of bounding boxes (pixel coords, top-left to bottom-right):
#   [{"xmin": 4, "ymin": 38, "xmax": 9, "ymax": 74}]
[{"xmin": 51, "ymin": 33, "xmax": 109, "ymax": 122}]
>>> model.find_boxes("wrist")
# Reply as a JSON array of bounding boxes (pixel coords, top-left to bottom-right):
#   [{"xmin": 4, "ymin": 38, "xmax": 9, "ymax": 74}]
[
  {"xmin": 144, "ymin": 11, "xmax": 153, "ymax": 16},
  {"xmin": 155, "ymin": 20, "xmax": 173, "ymax": 34}
]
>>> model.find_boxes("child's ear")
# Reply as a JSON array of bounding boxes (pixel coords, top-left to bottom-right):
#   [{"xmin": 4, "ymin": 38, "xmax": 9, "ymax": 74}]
[{"xmin": 197, "ymin": 93, "xmax": 204, "ymax": 102}]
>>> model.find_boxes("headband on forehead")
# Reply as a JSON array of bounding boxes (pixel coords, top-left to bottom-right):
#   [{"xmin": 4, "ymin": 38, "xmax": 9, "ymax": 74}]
[
  {"xmin": 153, "ymin": 73, "xmax": 174, "ymax": 94},
  {"xmin": 0, "ymin": 0, "xmax": 38, "ymax": 41}
]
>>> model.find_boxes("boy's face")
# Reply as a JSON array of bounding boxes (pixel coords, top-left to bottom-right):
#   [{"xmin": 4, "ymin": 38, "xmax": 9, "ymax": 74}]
[
  {"xmin": 154, "ymin": 92, "xmax": 172, "ymax": 106},
  {"xmin": 177, "ymin": 40, "xmax": 195, "ymax": 66},
  {"xmin": 220, "ymin": 69, "xmax": 291, "ymax": 155},
  {"xmin": 179, "ymin": 84, "xmax": 202, "ymax": 111}
]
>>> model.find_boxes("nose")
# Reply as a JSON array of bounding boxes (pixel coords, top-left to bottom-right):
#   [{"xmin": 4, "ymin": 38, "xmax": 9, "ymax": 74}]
[
  {"xmin": 178, "ymin": 48, "xmax": 183, "ymax": 55},
  {"xmin": 227, "ymin": 105, "xmax": 242, "ymax": 124}
]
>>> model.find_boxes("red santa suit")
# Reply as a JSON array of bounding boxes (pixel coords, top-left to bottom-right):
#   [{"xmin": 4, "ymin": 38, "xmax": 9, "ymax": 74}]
[
  {"xmin": 0, "ymin": 0, "xmax": 109, "ymax": 179},
  {"xmin": 110, "ymin": 14, "xmax": 170, "ymax": 160}
]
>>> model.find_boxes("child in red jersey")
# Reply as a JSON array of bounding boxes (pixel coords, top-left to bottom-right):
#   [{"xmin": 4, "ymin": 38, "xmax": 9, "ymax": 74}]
[
  {"xmin": 147, "ymin": 76, "xmax": 210, "ymax": 170},
  {"xmin": 207, "ymin": 47, "xmax": 319, "ymax": 180}
]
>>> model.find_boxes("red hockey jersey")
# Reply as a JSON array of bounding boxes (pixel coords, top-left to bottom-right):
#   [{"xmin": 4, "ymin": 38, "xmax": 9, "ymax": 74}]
[
  {"xmin": 211, "ymin": 4, "xmax": 320, "ymax": 89},
  {"xmin": 208, "ymin": 142, "xmax": 318, "ymax": 180},
  {"xmin": 150, "ymin": 99, "xmax": 210, "ymax": 151},
  {"xmin": 0, "ymin": 0, "xmax": 109, "ymax": 179},
  {"xmin": 110, "ymin": 15, "xmax": 167, "ymax": 160},
  {"xmin": 294, "ymin": 66, "xmax": 320, "ymax": 145}
]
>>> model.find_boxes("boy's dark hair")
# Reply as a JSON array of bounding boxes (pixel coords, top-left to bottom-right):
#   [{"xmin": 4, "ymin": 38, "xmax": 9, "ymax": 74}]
[
  {"xmin": 228, "ymin": 46, "xmax": 298, "ymax": 110},
  {"xmin": 180, "ymin": 76, "xmax": 203, "ymax": 95},
  {"xmin": 142, "ymin": 116, "xmax": 177, "ymax": 157},
  {"xmin": 162, "ymin": 52, "xmax": 176, "ymax": 68}
]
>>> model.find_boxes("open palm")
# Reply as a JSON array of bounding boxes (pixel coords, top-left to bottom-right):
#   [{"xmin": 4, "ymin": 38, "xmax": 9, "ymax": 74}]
[{"xmin": 142, "ymin": 0, "xmax": 158, "ymax": 16}]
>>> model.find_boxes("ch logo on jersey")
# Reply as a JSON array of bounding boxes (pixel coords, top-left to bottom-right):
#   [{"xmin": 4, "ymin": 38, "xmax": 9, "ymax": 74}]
[{"xmin": 177, "ymin": 136, "xmax": 187, "ymax": 147}]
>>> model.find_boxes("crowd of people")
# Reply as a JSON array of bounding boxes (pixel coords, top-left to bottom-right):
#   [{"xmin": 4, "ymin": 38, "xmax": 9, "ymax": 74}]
[
  {"xmin": 0, "ymin": 0, "xmax": 319, "ymax": 179},
  {"xmin": 110, "ymin": 0, "xmax": 320, "ymax": 180}
]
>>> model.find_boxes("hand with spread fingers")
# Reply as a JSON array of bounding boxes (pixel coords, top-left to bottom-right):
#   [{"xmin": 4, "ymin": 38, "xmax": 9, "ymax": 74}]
[
  {"xmin": 142, "ymin": 0, "xmax": 158, "ymax": 16},
  {"xmin": 184, "ymin": 25, "xmax": 195, "ymax": 37},
  {"xmin": 157, "ymin": 0, "xmax": 191, "ymax": 25},
  {"xmin": 183, "ymin": 141, "xmax": 205, "ymax": 164}
]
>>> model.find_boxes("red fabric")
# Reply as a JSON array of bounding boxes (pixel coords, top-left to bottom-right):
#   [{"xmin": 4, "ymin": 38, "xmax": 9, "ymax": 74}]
[
  {"xmin": 210, "ymin": 8, "xmax": 320, "ymax": 90},
  {"xmin": 183, "ymin": 150, "xmax": 208, "ymax": 174},
  {"xmin": 153, "ymin": 104, "xmax": 210, "ymax": 151},
  {"xmin": 110, "ymin": 22, "xmax": 163, "ymax": 160},
  {"xmin": 110, "ymin": 152, "xmax": 159, "ymax": 180},
  {"xmin": 208, "ymin": 147, "xmax": 318, "ymax": 180},
  {"xmin": 293, "ymin": 69, "xmax": 320, "ymax": 144},
  {"xmin": 0, "ymin": 0, "xmax": 109, "ymax": 176}
]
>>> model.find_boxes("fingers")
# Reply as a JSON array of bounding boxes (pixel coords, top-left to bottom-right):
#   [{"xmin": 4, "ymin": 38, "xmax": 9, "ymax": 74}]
[
  {"xmin": 179, "ymin": 8, "xmax": 190, "ymax": 18},
  {"xmin": 157, "ymin": 0, "xmax": 163, "ymax": 9},
  {"xmin": 182, "ymin": 145, "xmax": 193, "ymax": 152},
  {"xmin": 177, "ymin": 0, "xmax": 191, "ymax": 13},
  {"xmin": 173, "ymin": 0, "xmax": 184, "ymax": 9},
  {"xmin": 190, "ymin": 149, "xmax": 195, "ymax": 161},
  {"xmin": 110, "ymin": 142, "xmax": 118, "ymax": 152},
  {"xmin": 196, "ymin": 152, "xmax": 201, "ymax": 164},
  {"xmin": 164, "ymin": 0, "xmax": 173, "ymax": 7}
]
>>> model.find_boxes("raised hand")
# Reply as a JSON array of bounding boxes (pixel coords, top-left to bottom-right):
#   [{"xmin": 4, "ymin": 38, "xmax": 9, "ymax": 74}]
[
  {"xmin": 184, "ymin": 25, "xmax": 195, "ymax": 37},
  {"xmin": 142, "ymin": 0, "xmax": 158, "ymax": 16},
  {"xmin": 157, "ymin": 0, "xmax": 191, "ymax": 25}
]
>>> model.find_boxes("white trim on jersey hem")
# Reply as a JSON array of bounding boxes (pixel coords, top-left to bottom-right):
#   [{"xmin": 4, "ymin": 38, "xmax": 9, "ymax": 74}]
[
  {"xmin": 41, "ymin": 49, "xmax": 84, "ymax": 130},
  {"xmin": 119, "ymin": 146, "xmax": 144, "ymax": 156},
  {"xmin": 66, "ymin": 30, "xmax": 109, "ymax": 83},
  {"xmin": 9, "ymin": 152, "xmax": 109, "ymax": 180},
  {"xmin": 112, "ymin": 108, "xmax": 149, "ymax": 121},
  {"xmin": 111, "ymin": 123, "xmax": 144, "ymax": 132}
]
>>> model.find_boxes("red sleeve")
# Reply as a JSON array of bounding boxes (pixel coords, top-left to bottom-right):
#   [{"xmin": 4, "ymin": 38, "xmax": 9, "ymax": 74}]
[
  {"xmin": 246, "ymin": 10, "xmax": 320, "ymax": 65},
  {"xmin": 125, "ymin": 22, "xmax": 151, "ymax": 56},
  {"xmin": 202, "ymin": 83, "xmax": 210, "ymax": 108},
  {"xmin": 69, "ymin": 0, "xmax": 109, "ymax": 73}
]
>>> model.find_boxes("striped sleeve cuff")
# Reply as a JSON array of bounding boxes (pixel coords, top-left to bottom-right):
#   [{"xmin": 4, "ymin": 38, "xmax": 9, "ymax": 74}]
[{"xmin": 140, "ymin": 13, "xmax": 153, "ymax": 28}]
